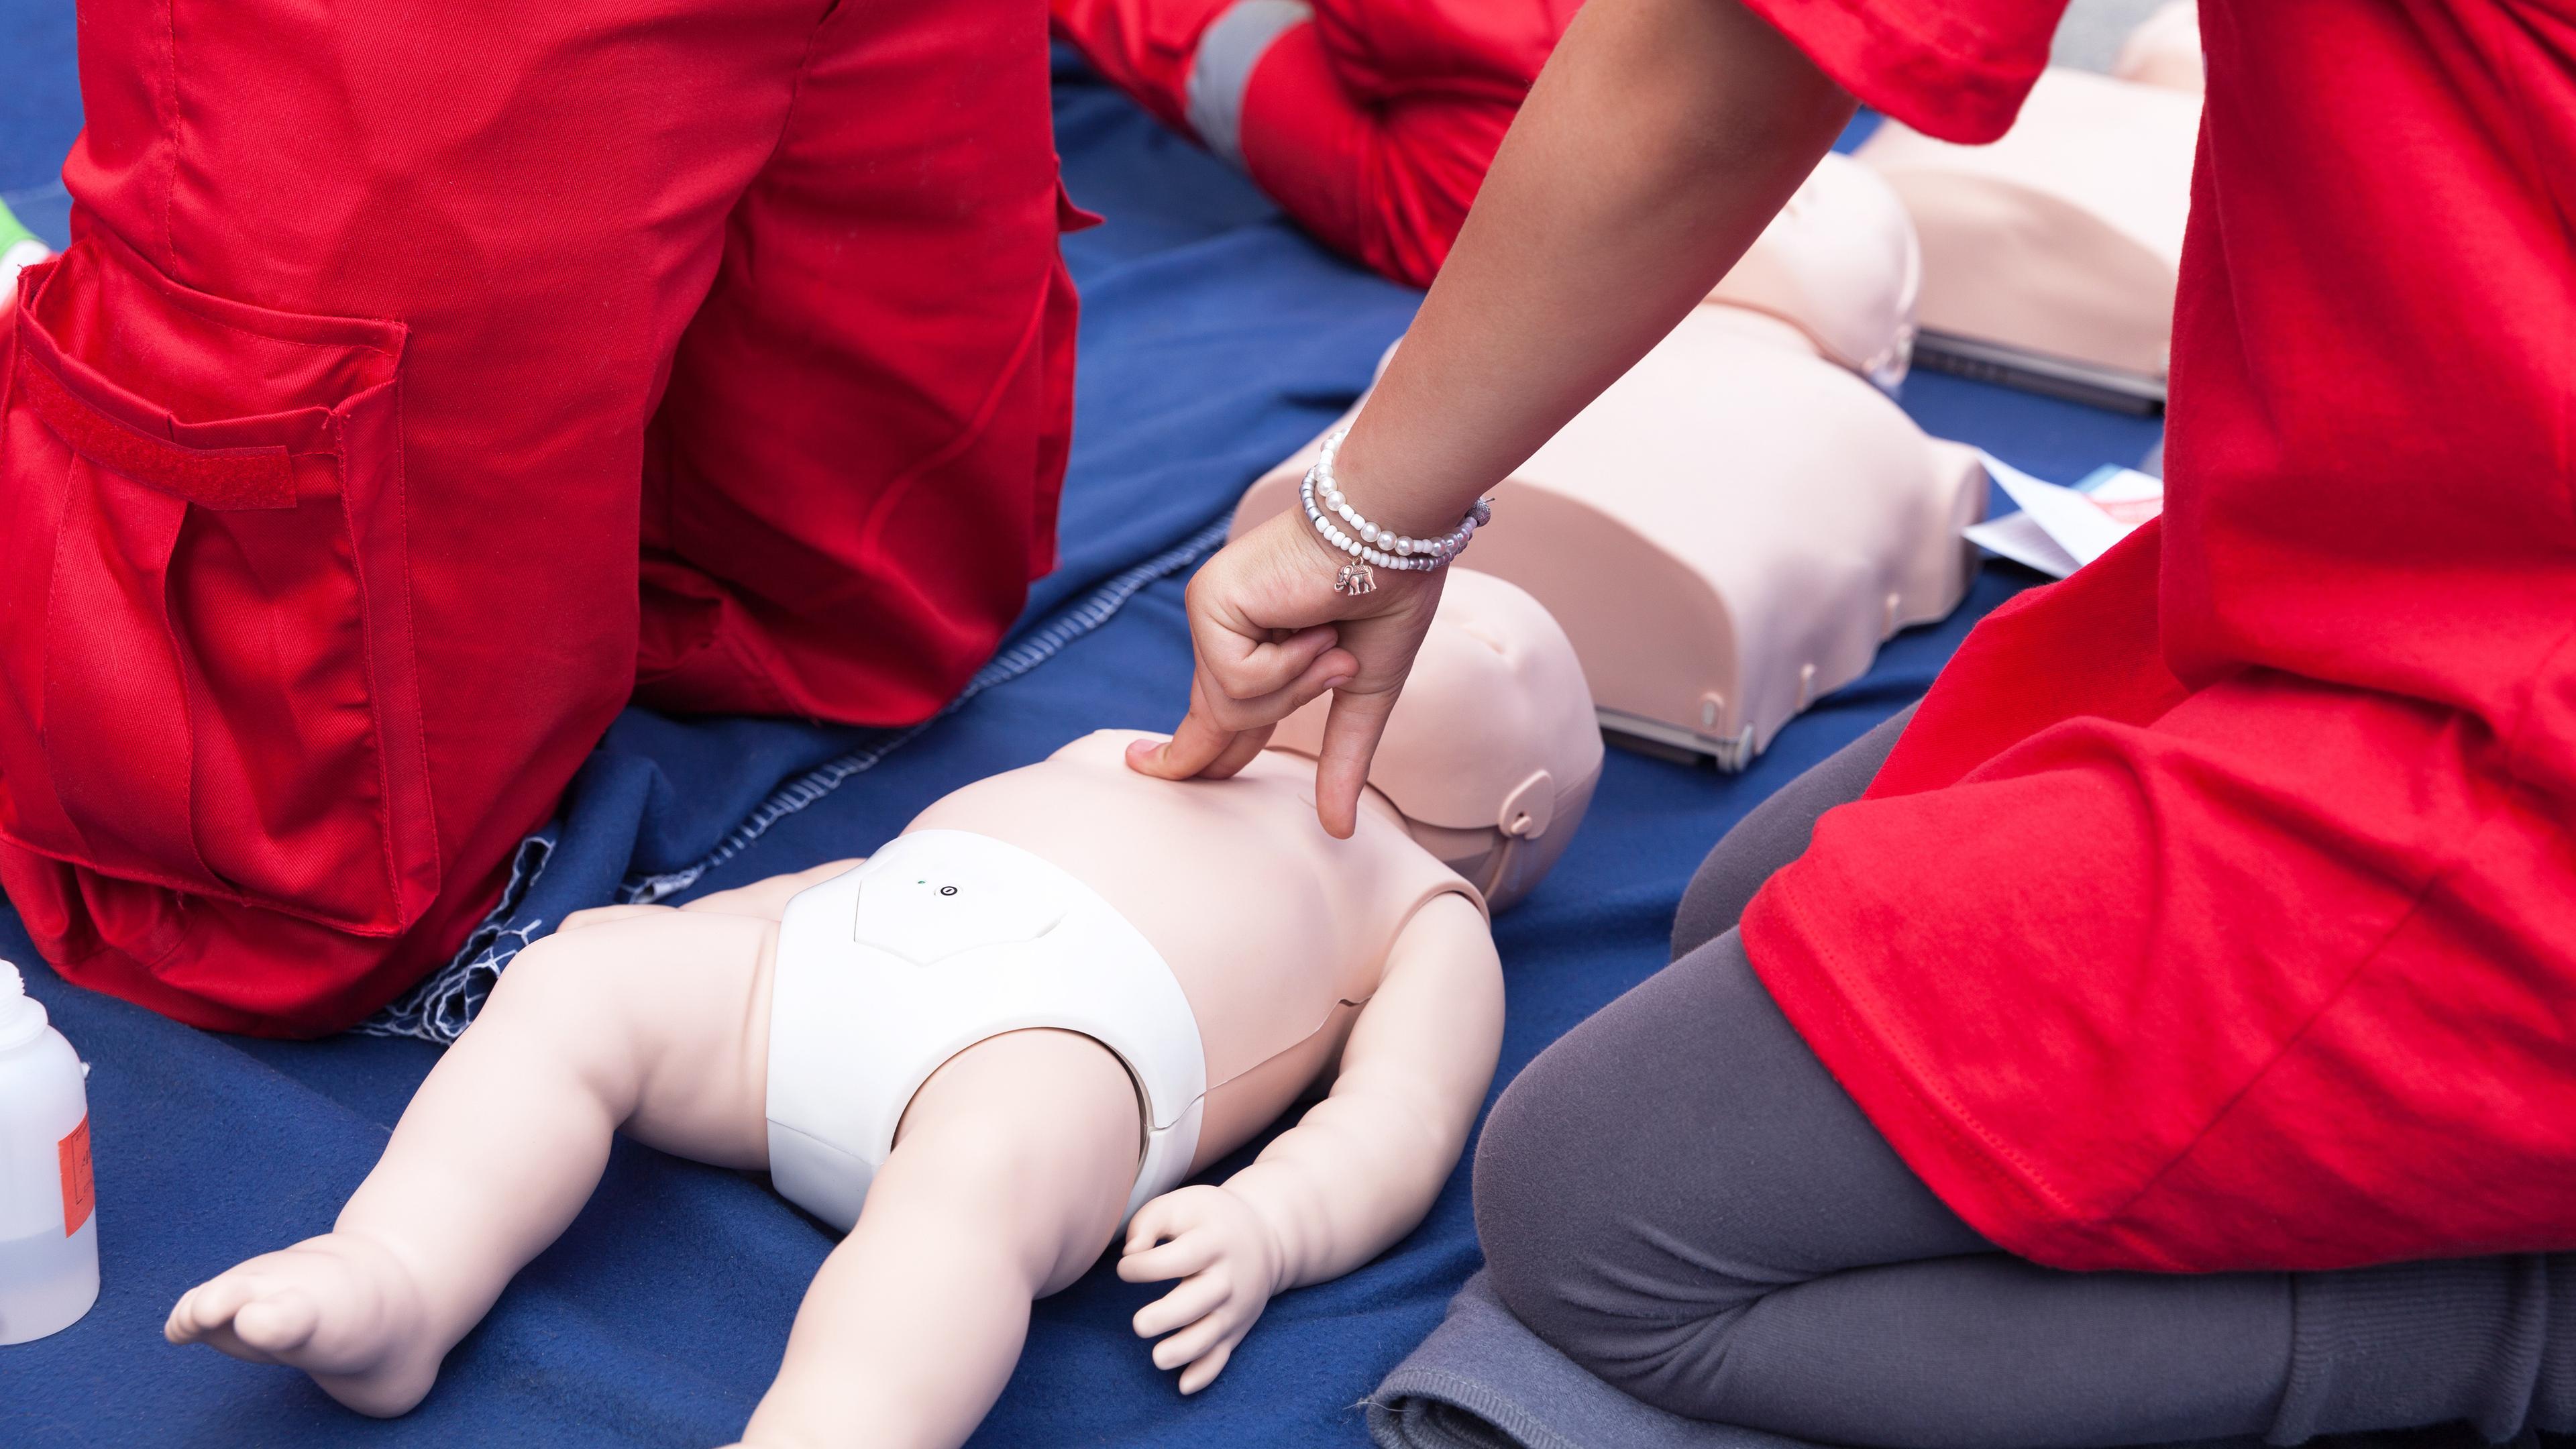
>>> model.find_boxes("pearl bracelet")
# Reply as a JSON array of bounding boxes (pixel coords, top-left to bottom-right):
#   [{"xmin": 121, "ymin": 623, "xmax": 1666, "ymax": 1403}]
[{"xmin": 1300, "ymin": 427, "xmax": 1493, "ymax": 596}]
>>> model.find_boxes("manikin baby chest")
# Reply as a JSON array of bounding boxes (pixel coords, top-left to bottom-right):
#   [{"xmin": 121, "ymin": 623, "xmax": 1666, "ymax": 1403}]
[{"xmin": 764, "ymin": 830, "xmax": 1208, "ymax": 1232}]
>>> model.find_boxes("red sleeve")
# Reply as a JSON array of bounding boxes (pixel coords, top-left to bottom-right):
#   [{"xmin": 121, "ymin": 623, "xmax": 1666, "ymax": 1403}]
[{"xmin": 1737, "ymin": 0, "xmax": 2070, "ymax": 144}]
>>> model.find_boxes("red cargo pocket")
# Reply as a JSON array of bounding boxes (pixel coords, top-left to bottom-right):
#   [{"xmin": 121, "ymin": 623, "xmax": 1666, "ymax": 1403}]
[{"xmin": 0, "ymin": 231, "xmax": 437, "ymax": 936}]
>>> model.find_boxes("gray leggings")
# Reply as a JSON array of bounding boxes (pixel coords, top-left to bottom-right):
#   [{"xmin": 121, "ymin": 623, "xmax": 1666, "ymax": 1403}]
[{"xmin": 1474, "ymin": 709, "xmax": 2576, "ymax": 1448}]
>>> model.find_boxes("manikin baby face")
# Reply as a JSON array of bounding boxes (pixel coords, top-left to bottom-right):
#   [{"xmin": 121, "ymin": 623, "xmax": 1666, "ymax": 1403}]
[
  {"xmin": 1705, "ymin": 152, "xmax": 1923, "ymax": 390},
  {"xmin": 1269, "ymin": 570, "xmax": 1603, "ymax": 910}
]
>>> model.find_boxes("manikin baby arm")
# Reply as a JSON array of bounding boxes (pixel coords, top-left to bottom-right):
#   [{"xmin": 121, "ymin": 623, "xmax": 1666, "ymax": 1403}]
[{"xmin": 1118, "ymin": 892, "xmax": 1504, "ymax": 1391}]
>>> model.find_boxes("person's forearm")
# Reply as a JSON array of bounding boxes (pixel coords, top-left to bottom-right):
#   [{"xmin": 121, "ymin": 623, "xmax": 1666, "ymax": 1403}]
[{"xmin": 1336, "ymin": 0, "xmax": 1852, "ymax": 537}]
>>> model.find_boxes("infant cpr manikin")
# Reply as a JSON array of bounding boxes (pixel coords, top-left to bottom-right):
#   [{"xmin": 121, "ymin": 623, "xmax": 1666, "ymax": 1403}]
[
  {"xmin": 1854, "ymin": 7, "xmax": 2202, "ymax": 410},
  {"xmin": 166, "ymin": 573, "xmax": 1595, "ymax": 1449},
  {"xmin": 1236, "ymin": 154, "xmax": 1986, "ymax": 769}
]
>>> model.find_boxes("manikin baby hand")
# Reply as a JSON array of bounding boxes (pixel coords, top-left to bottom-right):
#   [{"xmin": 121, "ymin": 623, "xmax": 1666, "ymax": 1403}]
[{"xmin": 1117, "ymin": 1185, "xmax": 1288, "ymax": 1394}]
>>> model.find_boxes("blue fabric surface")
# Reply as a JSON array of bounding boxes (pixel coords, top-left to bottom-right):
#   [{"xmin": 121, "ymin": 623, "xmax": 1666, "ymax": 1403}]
[
  {"xmin": 0, "ymin": 0, "xmax": 76, "ymax": 249},
  {"xmin": 0, "ymin": 21, "xmax": 2161, "ymax": 1447}
]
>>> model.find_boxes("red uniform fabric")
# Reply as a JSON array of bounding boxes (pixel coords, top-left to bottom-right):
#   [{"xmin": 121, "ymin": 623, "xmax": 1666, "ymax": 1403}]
[
  {"xmin": 1740, "ymin": 0, "xmax": 2576, "ymax": 1271},
  {"xmin": 0, "ymin": 0, "xmax": 1083, "ymax": 1034},
  {"xmin": 1053, "ymin": 0, "xmax": 1577, "ymax": 286}
]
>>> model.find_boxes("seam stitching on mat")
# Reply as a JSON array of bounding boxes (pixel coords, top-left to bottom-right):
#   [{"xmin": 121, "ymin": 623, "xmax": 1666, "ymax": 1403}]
[
  {"xmin": 354, "ymin": 829, "xmax": 554, "ymax": 1040},
  {"xmin": 358, "ymin": 516, "xmax": 1232, "ymax": 1042}
]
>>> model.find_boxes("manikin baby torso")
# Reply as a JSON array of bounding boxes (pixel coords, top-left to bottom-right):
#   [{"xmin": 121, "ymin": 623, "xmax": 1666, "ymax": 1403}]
[{"xmin": 902, "ymin": 729, "xmax": 1478, "ymax": 1164}]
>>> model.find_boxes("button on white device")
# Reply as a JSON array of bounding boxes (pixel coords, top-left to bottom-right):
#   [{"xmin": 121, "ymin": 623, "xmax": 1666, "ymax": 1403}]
[{"xmin": 849, "ymin": 859, "xmax": 1069, "ymax": 965}]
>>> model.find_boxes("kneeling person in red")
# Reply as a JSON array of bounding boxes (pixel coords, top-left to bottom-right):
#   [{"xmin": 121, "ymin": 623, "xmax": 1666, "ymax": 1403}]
[
  {"xmin": 0, "ymin": 0, "xmax": 1084, "ymax": 1034},
  {"xmin": 1143, "ymin": 0, "xmax": 2576, "ymax": 1438}
]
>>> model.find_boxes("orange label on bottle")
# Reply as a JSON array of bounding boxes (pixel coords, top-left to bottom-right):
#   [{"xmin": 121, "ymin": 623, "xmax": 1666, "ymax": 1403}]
[{"xmin": 58, "ymin": 1114, "xmax": 93, "ymax": 1236}]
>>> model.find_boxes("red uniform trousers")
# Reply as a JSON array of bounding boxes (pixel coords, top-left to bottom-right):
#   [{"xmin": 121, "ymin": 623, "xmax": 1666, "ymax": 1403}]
[
  {"xmin": 1054, "ymin": 0, "xmax": 1578, "ymax": 286},
  {"xmin": 0, "ymin": 0, "xmax": 1081, "ymax": 1034}
]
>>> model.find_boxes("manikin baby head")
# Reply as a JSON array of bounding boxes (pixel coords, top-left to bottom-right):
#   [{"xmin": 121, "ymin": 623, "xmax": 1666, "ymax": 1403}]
[
  {"xmin": 1269, "ymin": 569, "xmax": 1603, "ymax": 910},
  {"xmin": 1703, "ymin": 151, "xmax": 1923, "ymax": 390}
]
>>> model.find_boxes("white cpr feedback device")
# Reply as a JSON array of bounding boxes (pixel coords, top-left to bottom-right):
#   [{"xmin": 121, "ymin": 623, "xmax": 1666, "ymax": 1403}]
[{"xmin": 764, "ymin": 830, "xmax": 1208, "ymax": 1231}]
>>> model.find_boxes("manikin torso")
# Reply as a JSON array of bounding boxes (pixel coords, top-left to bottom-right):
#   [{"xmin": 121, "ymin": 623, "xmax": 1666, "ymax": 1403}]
[
  {"xmin": 1235, "ymin": 154, "xmax": 1984, "ymax": 768},
  {"xmin": 1854, "ymin": 17, "xmax": 2202, "ymax": 385},
  {"xmin": 904, "ymin": 730, "xmax": 1476, "ymax": 1165},
  {"xmin": 1491, "ymin": 303, "xmax": 1983, "ymax": 763}
]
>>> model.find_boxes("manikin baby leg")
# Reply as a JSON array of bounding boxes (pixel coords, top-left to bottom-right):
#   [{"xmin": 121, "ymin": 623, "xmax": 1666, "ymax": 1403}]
[
  {"xmin": 166, "ymin": 905, "xmax": 777, "ymax": 1415},
  {"xmin": 739, "ymin": 1028, "xmax": 1142, "ymax": 1449}
]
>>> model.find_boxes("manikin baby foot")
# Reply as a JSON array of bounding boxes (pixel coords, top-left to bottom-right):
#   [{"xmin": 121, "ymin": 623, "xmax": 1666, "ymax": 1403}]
[{"xmin": 166, "ymin": 1232, "xmax": 445, "ymax": 1417}]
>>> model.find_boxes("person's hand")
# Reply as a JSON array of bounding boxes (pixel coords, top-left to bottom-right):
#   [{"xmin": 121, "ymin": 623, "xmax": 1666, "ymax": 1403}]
[
  {"xmin": 1117, "ymin": 1184, "xmax": 1288, "ymax": 1394},
  {"xmin": 1124, "ymin": 505, "xmax": 1446, "ymax": 837}
]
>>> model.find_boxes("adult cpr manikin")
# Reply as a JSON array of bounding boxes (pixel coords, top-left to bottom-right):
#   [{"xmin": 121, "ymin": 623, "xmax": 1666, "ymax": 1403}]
[
  {"xmin": 1853, "ymin": 5, "xmax": 2202, "ymax": 406},
  {"xmin": 164, "ymin": 572, "xmax": 1598, "ymax": 1449},
  {"xmin": 1236, "ymin": 154, "xmax": 1985, "ymax": 767}
]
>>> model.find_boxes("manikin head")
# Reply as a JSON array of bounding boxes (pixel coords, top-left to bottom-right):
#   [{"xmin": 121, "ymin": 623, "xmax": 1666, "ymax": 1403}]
[
  {"xmin": 1269, "ymin": 570, "xmax": 1602, "ymax": 911},
  {"xmin": 1704, "ymin": 152, "xmax": 1923, "ymax": 390}
]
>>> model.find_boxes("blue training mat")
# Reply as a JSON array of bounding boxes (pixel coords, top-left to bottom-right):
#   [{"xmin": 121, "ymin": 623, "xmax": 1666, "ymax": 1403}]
[{"xmin": 0, "ymin": 24, "xmax": 2161, "ymax": 1448}]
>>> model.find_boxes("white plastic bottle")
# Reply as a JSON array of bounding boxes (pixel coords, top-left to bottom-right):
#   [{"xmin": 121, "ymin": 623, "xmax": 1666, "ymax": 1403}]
[{"xmin": 0, "ymin": 961, "xmax": 97, "ymax": 1344}]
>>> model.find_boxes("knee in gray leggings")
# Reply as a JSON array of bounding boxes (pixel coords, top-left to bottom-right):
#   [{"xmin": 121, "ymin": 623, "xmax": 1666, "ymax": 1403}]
[
  {"xmin": 1473, "ymin": 928, "xmax": 1982, "ymax": 1407},
  {"xmin": 1472, "ymin": 945, "xmax": 1780, "ymax": 1391},
  {"xmin": 1472, "ymin": 1026, "xmax": 1772, "ymax": 1396}
]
